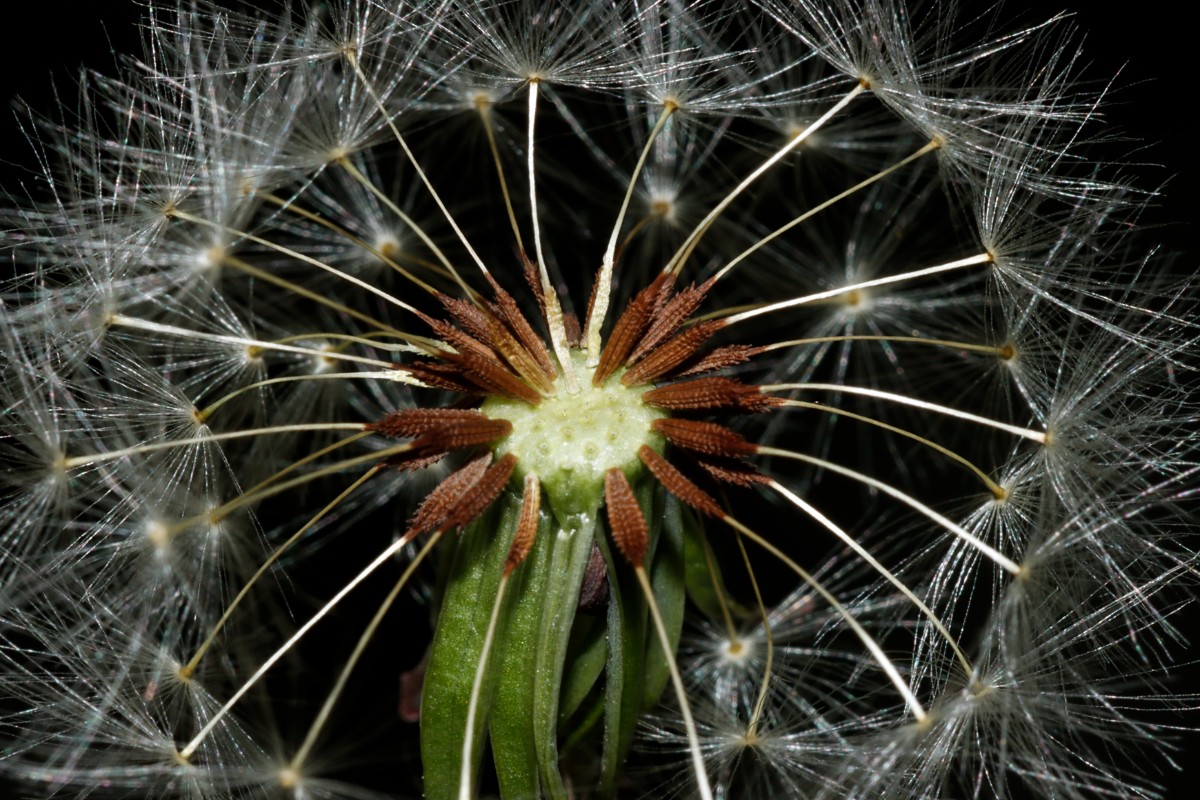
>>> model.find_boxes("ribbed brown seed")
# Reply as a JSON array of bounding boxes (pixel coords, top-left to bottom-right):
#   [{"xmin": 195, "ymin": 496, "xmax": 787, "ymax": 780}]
[
  {"xmin": 604, "ymin": 467, "xmax": 648, "ymax": 566},
  {"xmin": 651, "ymin": 418, "xmax": 758, "ymax": 457},
  {"xmin": 563, "ymin": 312, "xmax": 581, "ymax": 348},
  {"xmin": 594, "ymin": 271, "xmax": 673, "ymax": 386},
  {"xmin": 443, "ymin": 351, "xmax": 543, "ymax": 404},
  {"xmin": 401, "ymin": 362, "xmax": 482, "ymax": 395},
  {"xmin": 504, "ymin": 473, "xmax": 542, "ymax": 575},
  {"xmin": 576, "ymin": 544, "xmax": 609, "ymax": 614},
  {"xmin": 367, "ymin": 408, "xmax": 492, "ymax": 438},
  {"xmin": 629, "ymin": 277, "xmax": 716, "ymax": 363},
  {"xmin": 381, "ymin": 453, "xmax": 446, "ymax": 473},
  {"xmin": 642, "ymin": 376, "xmax": 783, "ymax": 413},
  {"xmin": 416, "ymin": 414, "xmax": 512, "ymax": 453},
  {"xmin": 420, "ymin": 313, "xmax": 498, "ymax": 362},
  {"xmin": 523, "ymin": 253, "xmax": 546, "ymax": 315},
  {"xmin": 368, "ymin": 408, "xmax": 513, "ymax": 457},
  {"xmin": 438, "ymin": 293, "xmax": 495, "ymax": 346},
  {"xmin": 581, "ymin": 271, "xmax": 602, "ymax": 345},
  {"xmin": 486, "ymin": 274, "xmax": 557, "ymax": 385},
  {"xmin": 650, "ymin": 270, "xmax": 675, "ymax": 314},
  {"xmin": 675, "ymin": 344, "xmax": 763, "ymax": 378},
  {"xmin": 405, "ymin": 453, "xmax": 493, "ymax": 536},
  {"xmin": 692, "ymin": 455, "xmax": 770, "ymax": 487},
  {"xmin": 482, "ymin": 315, "xmax": 555, "ymax": 394},
  {"xmin": 444, "ymin": 453, "xmax": 518, "ymax": 531},
  {"xmin": 621, "ymin": 319, "xmax": 724, "ymax": 386},
  {"xmin": 436, "ymin": 288, "xmax": 553, "ymax": 396},
  {"xmin": 637, "ymin": 446, "xmax": 723, "ymax": 518}
]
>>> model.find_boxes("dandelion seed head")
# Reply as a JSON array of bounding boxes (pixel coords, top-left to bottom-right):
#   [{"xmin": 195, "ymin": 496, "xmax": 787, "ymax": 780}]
[{"xmin": 1, "ymin": 2, "xmax": 1194, "ymax": 799}]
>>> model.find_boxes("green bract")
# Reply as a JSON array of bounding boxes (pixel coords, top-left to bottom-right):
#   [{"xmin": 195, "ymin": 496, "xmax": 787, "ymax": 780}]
[{"xmin": 422, "ymin": 465, "xmax": 697, "ymax": 798}]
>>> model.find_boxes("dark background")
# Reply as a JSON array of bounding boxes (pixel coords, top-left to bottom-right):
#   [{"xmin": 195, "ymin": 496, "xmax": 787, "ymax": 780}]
[
  {"xmin": 1, "ymin": 2, "xmax": 1194, "ymax": 799},
  {"xmin": 0, "ymin": 2, "xmax": 1194, "ymax": 248}
]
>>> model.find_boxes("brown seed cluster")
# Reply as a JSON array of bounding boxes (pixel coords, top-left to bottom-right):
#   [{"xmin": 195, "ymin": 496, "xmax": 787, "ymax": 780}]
[
  {"xmin": 366, "ymin": 267, "xmax": 780, "ymax": 572},
  {"xmin": 406, "ymin": 282, "xmax": 559, "ymax": 403},
  {"xmin": 504, "ymin": 474, "xmax": 543, "ymax": 575}
]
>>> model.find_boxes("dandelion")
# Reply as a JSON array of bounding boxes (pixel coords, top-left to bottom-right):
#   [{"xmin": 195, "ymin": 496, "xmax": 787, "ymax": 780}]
[{"xmin": 1, "ymin": 2, "xmax": 1195, "ymax": 799}]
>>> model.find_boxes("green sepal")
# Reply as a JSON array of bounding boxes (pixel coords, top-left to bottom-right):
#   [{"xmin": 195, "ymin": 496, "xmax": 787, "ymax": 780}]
[
  {"xmin": 490, "ymin": 505, "xmax": 599, "ymax": 800},
  {"xmin": 557, "ymin": 613, "xmax": 607, "ymax": 727},
  {"xmin": 596, "ymin": 531, "xmax": 643, "ymax": 798},
  {"xmin": 486, "ymin": 500, "xmax": 556, "ymax": 798},
  {"xmin": 421, "ymin": 476, "xmax": 693, "ymax": 800},
  {"xmin": 560, "ymin": 688, "xmax": 605, "ymax": 758},
  {"xmin": 420, "ymin": 500, "xmax": 516, "ymax": 800}
]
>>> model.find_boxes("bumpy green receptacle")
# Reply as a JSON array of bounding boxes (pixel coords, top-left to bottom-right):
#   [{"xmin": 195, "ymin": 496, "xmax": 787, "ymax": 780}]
[
  {"xmin": 421, "ymin": 353, "xmax": 693, "ymax": 799},
  {"xmin": 483, "ymin": 350, "xmax": 667, "ymax": 517}
]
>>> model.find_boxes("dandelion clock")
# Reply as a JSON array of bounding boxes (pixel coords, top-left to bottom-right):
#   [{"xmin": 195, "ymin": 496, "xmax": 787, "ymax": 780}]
[{"xmin": 1, "ymin": 2, "xmax": 1196, "ymax": 799}]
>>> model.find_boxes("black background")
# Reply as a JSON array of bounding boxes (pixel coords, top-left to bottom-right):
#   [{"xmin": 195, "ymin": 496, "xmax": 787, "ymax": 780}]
[
  {"xmin": 0, "ymin": 2, "xmax": 1194, "ymax": 247},
  {"xmin": 0, "ymin": 2, "xmax": 1194, "ymax": 799}
]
